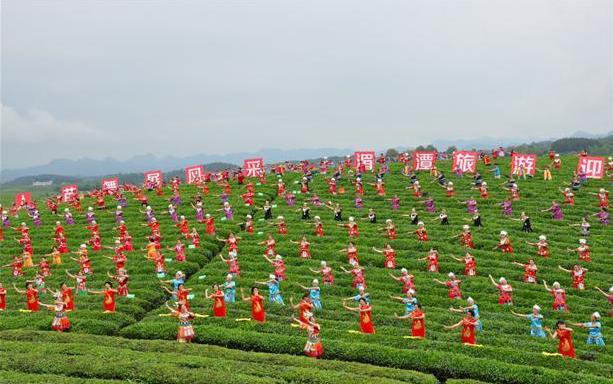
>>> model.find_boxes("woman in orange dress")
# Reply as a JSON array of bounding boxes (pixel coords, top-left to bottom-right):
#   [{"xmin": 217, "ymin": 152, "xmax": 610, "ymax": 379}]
[
  {"xmin": 205, "ymin": 284, "xmax": 226, "ymax": 318},
  {"xmin": 13, "ymin": 281, "xmax": 38, "ymax": 311},
  {"xmin": 241, "ymin": 287, "xmax": 265, "ymax": 323},
  {"xmin": 396, "ymin": 303, "xmax": 426, "ymax": 338},
  {"xmin": 545, "ymin": 320, "xmax": 576, "ymax": 358},
  {"xmin": 89, "ymin": 281, "xmax": 118, "ymax": 312},
  {"xmin": 445, "ymin": 309, "xmax": 478, "ymax": 344},
  {"xmin": 343, "ymin": 298, "xmax": 375, "ymax": 334}
]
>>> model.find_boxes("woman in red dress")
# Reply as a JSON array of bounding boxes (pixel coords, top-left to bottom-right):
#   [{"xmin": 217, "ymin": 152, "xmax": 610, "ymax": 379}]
[
  {"xmin": 489, "ymin": 275, "xmax": 513, "ymax": 305},
  {"xmin": 449, "ymin": 253, "xmax": 476, "ymax": 276},
  {"xmin": 309, "ymin": 261, "xmax": 334, "ymax": 285},
  {"xmin": 0, "ymin": 283, "xmax": 6, "ymax": 310},
  {"xmin": 567, "ymin": 239, "xmax": 591, "ymax": 262},
  {"xmin": 340, "ymin": 260, "xmax": 367, "ymax": 289},
  {"xmin": 187, "ymin": 228, "xmax": 200, "ymax": 248},
  {"xmin": 512, "ymin": 259, "xmax": 538, "ymax": 284},
  {"xmin": 290, "ymin": 236, "xmax": 311, "ymax": 259},
  {"xmin": 494, "ymin": 231, "xmax": 513, "ymax": 254},
  {"xmin": 107, "ymin": 269, "xmax": 130, "ymax": 296},
  {"xmin": 396, "ymin": 303, "xmax": 426, "ymax": 338},
  {"xmin": 242, "ymin": 287, "xmax": 265, "ymax": 323},
  {"xmin": 292, "ymin": 312, "xmax": 324, "ymax": 358},
  {"xmin": 343, "ymin": 298, "xmax": 375, "ymax": 334},
  {"xmin": 271, "ymin": 216, "xmax": 288, "ymax": 235},
  {"xmin": 291, "ymin": 294, "xmax": 314, "ymax": 323},
  {"xmin": 2, "ymin": 255, "xmax": 24, "ymax": 277},
  {"xmin": 452, "ymin": 225, "xmax": 475, "ymax": 248},
  {"xmin": 414, "ymin": 222, "xmax": 429, "ymax": 242},
  {"xmin": 205, "ymin": 284, "xmax": 226, "ymax": 318},
  {"xmin": 313, "ymin": 216, "xmax": 325, "ymax": 237},
  {"xmin": 434, "ymin": 273, "xmax": 462, "ymax": 300},
  {"xmin": 419, "ymin": 249, "xmax": 439, "ymax": 273},
  {"xmin": 13, "ymin": 281, "xmax": 38, "ymax": 311},
  {"xmin": 89, "ymin": 281, "xmax": 118, "ymax": 313},
  {"xmin": 258, "ymin": 234, "xmax": 276, "ymax": 254},
  {"xmin": 339, "ymin": 242, "xmax": 359, "ymax": 264},
  {"xmin": 338, "ymin": 217, "xmax": 359, "ymax": 238},
  {"xmin": 380, "ymin": 219, "xmax": 396, "ymax": 240},
  {"xmin": 445, "ymin": 309, "xmax": 478, "ymax": 344},
  {"xmin": 389, "ymin": 268, "xmax": 415, "ymax": 293},
  {"xmin": 220, "ymin": 250, "xmax": 240, "ymax": 277},
  {"xmin": 48, "ymin": 283, "xmax": 75, "ymax": 311},
  {"xmin": 545, "ymin": 320, "xmax": 576, "ymax": 358},
  {"xmin": 559, "ymin": 265, "xmax": 587, "ymax": 290},
  {"xmin": 526, "ymin": 235, "xmax": 549, "ymax": 257},
  {"xmin": 372, "ymin": 244, "xmax": 396, "ymax": 269},
  {"xmin": 262, "ymin": 253, "xmax": 286, "ymax": 281},
  {"xmin": 543, "ymin": 281, "xmax": 568, "ymax": 312},
  {"xmin": 217, "ymin": 233, "xmax": 241, "ymax": 253}
]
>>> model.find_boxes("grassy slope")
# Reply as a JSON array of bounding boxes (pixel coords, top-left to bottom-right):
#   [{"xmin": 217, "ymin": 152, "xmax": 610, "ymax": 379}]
[
  {"xmin": 0, "ymin": 330, "xmax": 436, "ymax": 384},
  {"xmin": 0, "ymin": 154, "xmax": 611, "ymax": 383}
]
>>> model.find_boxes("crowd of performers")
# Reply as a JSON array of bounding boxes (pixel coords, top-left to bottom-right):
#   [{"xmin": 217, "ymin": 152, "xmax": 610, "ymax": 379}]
[{"xmin": 0, "ymin": 152, "xmax": 611, "ymax": 359}]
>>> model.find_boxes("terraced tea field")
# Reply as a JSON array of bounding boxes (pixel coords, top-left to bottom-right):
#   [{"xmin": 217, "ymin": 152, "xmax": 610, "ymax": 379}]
[{"xmin": 0, "ymin": 154, "xmax": 611, "ymax": 383}]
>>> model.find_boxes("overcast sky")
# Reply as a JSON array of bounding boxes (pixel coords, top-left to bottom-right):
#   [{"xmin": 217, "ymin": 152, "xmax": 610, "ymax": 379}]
[{"xmin": 1, "ymin": 0, "xmax": 611, "ymax": 169}]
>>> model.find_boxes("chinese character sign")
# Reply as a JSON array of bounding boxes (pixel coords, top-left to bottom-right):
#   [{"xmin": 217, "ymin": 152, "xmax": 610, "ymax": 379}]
[
  {"xmin": 354, "ymin": 151, "xmax": 375, "ymax": 171},
  {"xmin": 184, "ymin": 165, "xmax": 205, "ymax": 184},
  {"xmin": 577, "ymin": 156, "xmax": 604, "ymax": 179},
  {"xmin": 143, "ymin": 170, "xmax": 163, "ymax": 187},
  {"xmin": 452, "ymin": 151, "xmax": 478, "ymax": 173},
  {"xmin": 413, "ymin": 151, "xmax": 437, "ymax": 171},
  {"xmin": 101, "ymin": 177, "xmax": 119, "ymax": 193},
  {"xmin": 14, "ymin": 192, "xmax": 32, "ymax": 206},
  {"xmin": 61, "ymin": 185, "xmax": 79, "ymax": 202},
  {"xmin": 511, "ymin": 153, "xmax": 537, "ymax": 176},
  {"xmin": 243, "ymin": 158, "xmax": 264, "ymax": 177}
]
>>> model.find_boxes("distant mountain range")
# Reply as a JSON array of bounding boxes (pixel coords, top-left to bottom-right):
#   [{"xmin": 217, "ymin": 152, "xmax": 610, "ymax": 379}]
[
  {"xmin": 0, "ymin": 148, "xmax": 356, "ymax": 183},
  {"xmin": 2, "ymin": 131, "xmax": 610, "ymax": 184}
]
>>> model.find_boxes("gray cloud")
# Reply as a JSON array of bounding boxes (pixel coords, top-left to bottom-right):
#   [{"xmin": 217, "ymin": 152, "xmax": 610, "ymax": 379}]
[{"xmin": 1, "ymin": 0, "xmax": 611, "ymax": 169}]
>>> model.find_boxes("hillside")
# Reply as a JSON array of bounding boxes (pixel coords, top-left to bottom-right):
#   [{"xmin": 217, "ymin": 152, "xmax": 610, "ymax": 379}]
[{"xmin": 0, "ymin": 154, "xmax": 611, "ymax": 384}]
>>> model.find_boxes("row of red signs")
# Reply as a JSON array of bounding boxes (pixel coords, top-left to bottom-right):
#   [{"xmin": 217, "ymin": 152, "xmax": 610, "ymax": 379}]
[{"xmin": 15, "ymin": 153, "xmax": 606, "ymax": 205}]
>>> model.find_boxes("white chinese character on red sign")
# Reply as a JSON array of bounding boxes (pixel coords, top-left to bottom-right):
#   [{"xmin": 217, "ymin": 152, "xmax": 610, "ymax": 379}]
[
  {"xmin": 354, "ymin": 151, "xmax": 375, "ymax": 171},
  {"xmin": 511, "ymin": 154, "xmax": 537, "ymax": 176},
  {"xmin": 15, "ymin": 192, "xmax": 32, "ymax": 206},
  {"xmin": 577, "ymin": 156, "xmax": 604, "ymax": 179},
  {"xmin": 144, "ymin": 171, "xmax": 163, "ymax": 187},
  {"xmin": 61, "ymin": 185, "xmax": 79, "ymax": 202},
  {"xmin": 413, "ymin": 151, "xmax": 437, "ymax": 171},
  {"xmin": 184, "ymin": 165, "xmax": 205, "ymax": 184},
  {"xmin": 452, "ymin": 151, "xmax": 478, "ymax": 173},
  {"xmin": 101, "ymin": 177, "xmax": 119, "ymax": 193},
  {"xmin": 243, "ymin": 158, "xmax": 264, "ymax": 177}
]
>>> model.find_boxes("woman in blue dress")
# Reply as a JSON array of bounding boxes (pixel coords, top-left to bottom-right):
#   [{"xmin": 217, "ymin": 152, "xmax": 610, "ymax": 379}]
[
  {"xmin": 256, "ymin": 274, "xmax": 284, "ymax": 305},
  {"xmin": 390, "ymin": 289, "xmax": 418, "ymax": 316},
  {"xmin": 511, "ymin": 305, "xmax": 546, "ymax": 338},
  {"xmin": 299, "ymin": 279, "xmax": 322, "ymax": 310},
  {"xmin": 223, "ymin": 274, "xmax": 236, "ymax": 303},
  {"xmin": 571, "ymin": 312, "xmax": 605, "ymax": 346}
]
